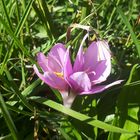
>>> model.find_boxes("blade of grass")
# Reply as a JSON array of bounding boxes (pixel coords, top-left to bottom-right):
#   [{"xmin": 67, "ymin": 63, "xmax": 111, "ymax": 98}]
[
  {"xmin": 6, "ymin": 104, "xmax": 32, "ymax": 117},
  {"xmin": 0, "ymin": 16, "xmax": 28, "ymax": 72},
  {"xmin": 0, "ymin": 73, "xmax": 33, "ymax": 111},
  {"xmin": 32, "ymin": 98, "xmax": 137, "ymax": 134},
  {"xmin": 107, "ymin": 0, "xmax": 121, "ymax": 26},
  {"xmin": 21, "ymin": 0, "xmax": 30, "ymax": 34},
  {"xmin": 21, "ymin": 79, "xmax": 41, "ymax": 97},
  {"xmin": 117, "ymin": 7, "xmax": 140, "ymax": 57},
  {"xmin": 32, "ymin": 1, "xmax": 53, "ymax": 40},
  {"xmin": 0, "ymin": 0, "xmax": 35, "ymax": 75},
  {"xmin": 15, "ymin": 0, "xmax": 20, "ymax": 23},
  {"xmin": 41, "ymin": 0, "xmax": 56, "ymax": 38},
  {"xmin": 0, "ymin": 134, "xmax": 12, "ymax": 140},
  {"xmin": 19, "ymin": 53, "xmax": 26, "ymax": 90},
  {"xmin": 0, "ymin": 16, "xmax": 35, "ymax": 74},
  {"xmin": 80, "ymin": 1, "xmax": 92, "ymax": 21},
  {"xmin": 0, "ymin": 93, "xmax": 18, "ymax": 140},
  {"xmin": 1, "ymin": 0, "xmax": 13, "ymax": 30},
  {"xmin": 58, "ymin": 128, "xmax": 72, "ymax": 140},
  {"xmin": 14, "ymin": 0, "xmax": 34, "ymax": 37}
]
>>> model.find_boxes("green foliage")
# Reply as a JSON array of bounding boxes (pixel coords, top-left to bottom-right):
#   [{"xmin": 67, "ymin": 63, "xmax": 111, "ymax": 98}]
[
  {"xmin": 0, "ymin": 0, "xmax": 140, "ymax": 139},
  {"xmin": 108, "ymin": 64, "xmax": 140, "ymax": 140}
]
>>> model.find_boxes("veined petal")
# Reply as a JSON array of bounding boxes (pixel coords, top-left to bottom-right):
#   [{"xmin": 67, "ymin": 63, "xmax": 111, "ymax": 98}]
[
  {"xmin": 63, "ymin": 46, "xmax": 73, "ymax": 83},
  {"xmin": 84, "ymin": 41, "xmax": 111, "ymax": 73},
  {"xmin": 33, "ymin": 65, "xmax": 68, "ymax": 90},
  {"xmin": 37, "ymin": 52, "xmax": 48, "ymax": 72},
  {"xmin": 84, "ymin": 41, "xmax": 98, "ymax": 70},
  {"xmin": 95, "ymin": 41, "xmax": 111, "ymax": 78},
  {"xmin": 79, "ymin": 80, "xmax": 123, "ymax": 95},
  {"xmin": 89, "ymin": 60, "xmax": 111, "ymax": 84},
  {"xmin": 49, "ymin": 43, "xmax": 67, "ymax": 66},
  {"xmin": 73, "ymin": 33, "xmax": 88, "ymax": 72},
  {"xmin": 33, "ymin": 65, "xmax": 44, "ymax": 79},
  {"xmin": 47, "ymin": 54, "xmax": 62, "ymax": 72},
  {"xmin": 96, "ymin": 41, "xmax": 111, "ymax": 61},
  {"xmin": 69, "ymin": 72, "xmax": 91, "ymax": 93},
  {"xmin": 46, "ymin": 43, "xmax": 67, "ymax": 73},
  {"xmin": 44, "ymin": 72, "xmax": 68, "ymax": 90}
]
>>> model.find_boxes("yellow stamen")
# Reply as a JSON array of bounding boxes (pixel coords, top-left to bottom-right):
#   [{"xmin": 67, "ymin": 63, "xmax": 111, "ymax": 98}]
[{"xmin": 54, "ymin": 72, "xmax": 64, "ymax": 79}]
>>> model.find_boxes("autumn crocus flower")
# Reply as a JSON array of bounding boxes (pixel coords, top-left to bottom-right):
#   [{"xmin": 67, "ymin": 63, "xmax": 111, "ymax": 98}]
[
  {"xmin": 33, "ymin": 35, "xmax": 122, "ymax": 107},
  {"xmin": 33, "ymin": 43, "xmax": 69, "ymax": 91}
]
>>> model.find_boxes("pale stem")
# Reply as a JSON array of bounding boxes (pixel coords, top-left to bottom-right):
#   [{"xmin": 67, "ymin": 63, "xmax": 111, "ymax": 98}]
[{"xmin": 60, "ymin": 90, "xmax": 76, "ymax": 108}]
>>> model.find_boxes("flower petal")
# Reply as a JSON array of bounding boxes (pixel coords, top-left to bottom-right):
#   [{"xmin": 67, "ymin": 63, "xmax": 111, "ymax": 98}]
[
  {"xmin": 63, "ymin": 46, "xmax": 73, "ymax": 83},
  {"xmin": 84, "ymin": 41, "xmax": 111, "ymax": 73},
  {"xmin": 33, "ymin": 65, "xmax": 68, "ymax": 90},
  {"xmin": 49, "ymin": 43, "xmax": 67, "ymax": 66},
  {"xmin": 79, "ymin": 80, "xmax": 123, "ymax": 95},
  {"xmin": 96, "ymin": 41, "xmax": 111, "ymax": 61},
  {"xmin": 95, "ymin": 41, "xmax": 111, "ymax": 79},
  {"xmin": 46, "ymin": 43, "xmax": 67, "ymax": 73},
  {"xmin": 47, "ymin": 54, "xmax": 62, "ymax": 72},
  {"xmin": 44, "ymin": 72, "xmax": 68, "ymax": 90},
  {"xmin": 73, "ymin": 33, "xmax": 88, "ymax": 72},
  {"xmin": 89, "ymin": 60, "xmax": 111, "ymax": 84},
  {"xmin": 84, "ymin": 41, "xmax": 98, "ymax": 70},
  {"xmin": 69, "ymin": 72, "xmax": 91, "ymax": 93},
  {"xmin": 37, "ymin": 52, "xmax": 48, "ymax": 72}
]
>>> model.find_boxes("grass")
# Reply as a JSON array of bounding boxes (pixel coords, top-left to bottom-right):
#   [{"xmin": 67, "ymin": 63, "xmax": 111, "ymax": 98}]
[{"xmin": 0, "ymin": 0, "xmax": 140, "ymax": 139}]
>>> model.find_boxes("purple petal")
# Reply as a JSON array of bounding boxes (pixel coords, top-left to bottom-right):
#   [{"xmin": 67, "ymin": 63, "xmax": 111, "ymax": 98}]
[
  {"xmin": 33, "ymin": 65, "xmax": 45, "ymax": 81},
  {"xmin": 33, "ymin": 65, "xmax": 68, "ymax": 90},
  {"xmin": 63, "ymin": 46, "xmax": 73, "ymax": 84},
  {"xmin": 69, "ymin": 72, "xmax": 91, "ymax": 93},
  {"xmin": 84, "ymin": 41, "xmax": 98, "ymax": 70},
  {"xmin": 94, "ymin": 41, "xmax": 111, "ymax": 82},
  {"xmin": 79, "ymin": 80, "xmax": 123, "ymax": 95},
  {"xmin": 95, "ymin": 41, "xmax": 111, "ymax": 79},
  {"xmin": 96, "ymin": 41, "xmax": 111, "ymax": 61},
  {"xmin": 46, "ymin": 43, "xmax": 67, "ymax": 73},
  {"xmin": 49, "ymin": 43, "xmax": 67, "ymax": 66},
  {"xmin": 84, "ymin": 41, "xmax": 111, "ymax": 75},
  {"xmin": 37, "ymin": 52, "xmax": 48, "ymax": 72},
  {"xmin": 44, "ymin": 72, "xmax": 68, "ymax": 90},
  {"xmin": 47, "ymin": 54, "xmax": 62, "ymax": 72},
  {"xmin": 89, "ymin": 60, "xmax": 111, "ymax": 84},
  {"xmin": 73, "ymin": 33, "xmax": 88, "ymax": 72}
]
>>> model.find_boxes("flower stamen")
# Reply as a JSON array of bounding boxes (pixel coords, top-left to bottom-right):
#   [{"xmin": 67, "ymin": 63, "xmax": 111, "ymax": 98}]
[{"xmin": 54, "ymin": 72, "xmax": 64, "ymax": 79}]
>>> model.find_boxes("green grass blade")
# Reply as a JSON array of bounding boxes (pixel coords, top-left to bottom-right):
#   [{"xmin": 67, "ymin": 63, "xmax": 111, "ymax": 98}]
[
  {"xmin": 117, "ymin": 7, "xmax": 140, "ymax": 57},
  {"xmin": 58, "ymin": 128, "xmax": 72, "ymax": 140},
  {"xmin": 0, "ymin": 0, "xmax": 35, "ymax": 75},
  {"xmin": 0, "ymin": 74, "xmax": 33, "ymax": 111},
  {"xmin": 41, "ymin": 0, "xmax": 56, "ymax": 38},
  {"xmin": 108, "ymin": 64, "xmax": 140, "ymax": 140},
  {"xmin": 21, "ymin": 79, "xmax": 41, "ymax": 97},
  {"xmin": 14, "ymin": 0, "xmax": 34, "ymax": 37},
  {"xmin": 1, "ymin": 0, "xmax": 13, "ymax": 30},
  {"xmin": 107, "ymin": 0, "xmax": 121, "ymax": 26},
  {"xmin": 0, "ymin": 16, "xmax": 27, "ymax": 52},
  {"xmin": 0, "ymin": 93, "xmax": 18, "ymax": 140},
  {"xmin": 6, "ymin": 104, "xmax": 32, "ymax": 117},
  {"xmin": 0, "ymin": 134, "xmax": 12, "ymax": 140},
  {"xmin": 32, "ymin": 98, "xmax": 137, "ymax": 134},
  {"xmin": 0, "ymin": 16, "xmax": 35, "ymax": 74},
  {"xmin": 32, "ymin": 1, "xmax": 53, "ymax": 40}
]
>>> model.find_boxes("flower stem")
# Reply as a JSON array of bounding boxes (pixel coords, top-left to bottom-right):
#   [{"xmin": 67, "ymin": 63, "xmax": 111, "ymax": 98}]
[{"xmin": 60, "ymin": 90, "xmax": 76, "ymax": 108}]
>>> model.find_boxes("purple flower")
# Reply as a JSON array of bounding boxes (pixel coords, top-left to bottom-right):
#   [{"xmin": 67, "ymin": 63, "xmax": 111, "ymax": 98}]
[
  {"xmin": 33, "ymin": 36, "xmax": 122, "ymax": 107},
  {"xmin": 33, "ymin": 43, "xmax": 69, "ymax": 91}
]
